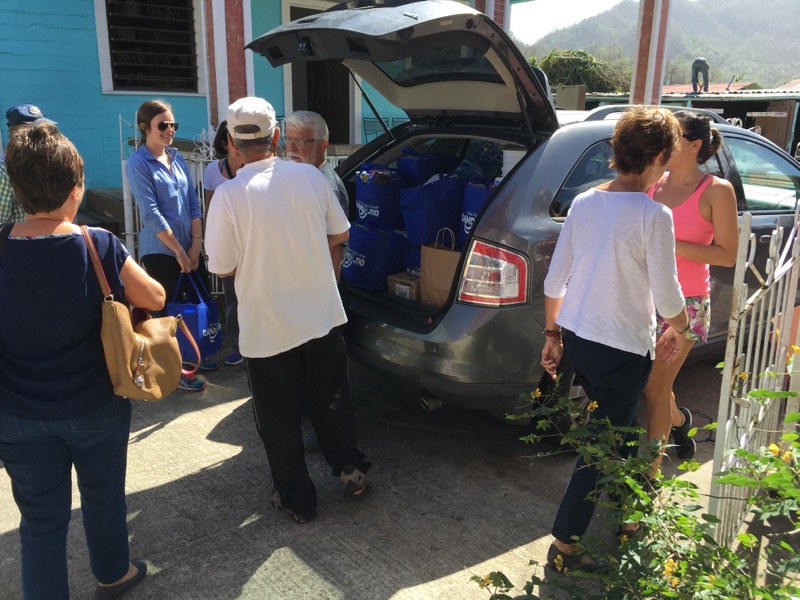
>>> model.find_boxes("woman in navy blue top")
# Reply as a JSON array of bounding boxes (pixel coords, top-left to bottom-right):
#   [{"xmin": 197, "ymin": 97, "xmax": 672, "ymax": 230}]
[
  {"xmin": 0, "ymin": 123, "xmax": 165, "ymax": 599},
  {"xmin": 126, "ymin": 99, "xmax": 214, "ymax": 390}
]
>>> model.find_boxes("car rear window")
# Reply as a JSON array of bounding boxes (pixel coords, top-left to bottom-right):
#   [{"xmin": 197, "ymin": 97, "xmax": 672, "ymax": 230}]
[
  {"xmin": 375, "ymin": 44, "xmax": 503, "ymax": 87},
  {"xmin": 551, "ymin": 141, "xmax": 615, "ymax": 218}
]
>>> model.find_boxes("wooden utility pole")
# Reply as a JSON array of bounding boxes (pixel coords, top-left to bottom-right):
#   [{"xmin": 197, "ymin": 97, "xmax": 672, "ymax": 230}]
[{"xmin": 629, "ymin": 0, "xmax": 672, "ymax": 105}]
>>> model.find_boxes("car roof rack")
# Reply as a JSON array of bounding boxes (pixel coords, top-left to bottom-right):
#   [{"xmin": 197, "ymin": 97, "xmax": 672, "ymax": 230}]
[{"xmin": 582, "ymin": 105, "xmax": 728, "ymax": 124}]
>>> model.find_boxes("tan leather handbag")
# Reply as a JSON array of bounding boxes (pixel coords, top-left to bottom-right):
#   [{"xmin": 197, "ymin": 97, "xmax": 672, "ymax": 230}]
[{"xmin": 82, "ymin": 226, "xmax": 200, "ymax": 400}]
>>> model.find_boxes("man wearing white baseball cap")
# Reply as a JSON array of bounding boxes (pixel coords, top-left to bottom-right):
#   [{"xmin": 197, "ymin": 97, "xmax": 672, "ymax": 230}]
[
  {"xmin": 205, "ymin": 97, "xmax": 371, "ymax": 524},
  {"xmin": 1, "ymin": 103, "xmax": 57, "ymax": 223}
]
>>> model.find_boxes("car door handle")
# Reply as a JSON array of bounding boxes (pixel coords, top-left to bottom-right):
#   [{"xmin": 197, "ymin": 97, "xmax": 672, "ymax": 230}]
[{"xmin": 759, "ymin": 235, "xmax": 772, "ymax": 244}]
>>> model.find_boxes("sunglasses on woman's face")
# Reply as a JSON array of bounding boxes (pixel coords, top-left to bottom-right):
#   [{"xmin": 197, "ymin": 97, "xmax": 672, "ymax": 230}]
[{"xmin": 157, "ymin": 121, "xmax": 179, "ymax": 132}]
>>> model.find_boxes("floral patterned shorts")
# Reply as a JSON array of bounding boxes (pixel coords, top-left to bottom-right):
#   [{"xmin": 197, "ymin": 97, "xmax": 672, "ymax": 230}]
[{"xmin": 657, "ymin": 295, "xmax": 710, "ymax": 343}]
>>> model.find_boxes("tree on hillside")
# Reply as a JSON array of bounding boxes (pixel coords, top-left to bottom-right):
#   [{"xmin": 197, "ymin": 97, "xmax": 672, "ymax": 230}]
[{"xmin": 530, "ymin": 49, "xmax": 629, "ymax": 93}]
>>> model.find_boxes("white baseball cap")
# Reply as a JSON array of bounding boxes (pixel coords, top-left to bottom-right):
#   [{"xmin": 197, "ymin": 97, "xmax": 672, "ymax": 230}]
[{"xmin": 227, "ymin": 97, "xmax": 276, "ymax": 140}]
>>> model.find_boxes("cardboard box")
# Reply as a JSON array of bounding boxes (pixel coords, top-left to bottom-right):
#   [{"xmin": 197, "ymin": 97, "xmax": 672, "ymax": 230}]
[{"xmin": 388, "ymin": 272, "xmax": 420, "ymax": 302}]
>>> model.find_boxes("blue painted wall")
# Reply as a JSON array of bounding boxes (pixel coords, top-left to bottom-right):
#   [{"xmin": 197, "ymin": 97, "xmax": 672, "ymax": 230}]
[
  {"xmin": 250, "ymin": 2, "xmax": 286, "ymax": 116},
  {"xmin": 0, "ymin": 0, "xmax": 208, "ymax": 190}
]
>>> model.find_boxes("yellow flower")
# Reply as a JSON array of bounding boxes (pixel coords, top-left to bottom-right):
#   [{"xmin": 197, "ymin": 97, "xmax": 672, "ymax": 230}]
[
  {"xmin": 739, "ymin": 372, "xmax": 750, "ymax": 381},
  {"xmin": 769, "ymin": 443, "xmax": 781, "ymax": 456},
  {"xmin": 671, "ymin": 577, "xmax": 680, "ymax": 588},
  {"xmin": 553, "ymin": 553, "xmax": 564, "ymax": 572},
  {"xmin": 791, "ymin": 345, "xmax": 800, "ymax": 354},
  {"xmin": 663, "ymin": 558, "xmax": 678, "ymax": 578},
  {"xmin": 587, "ymin": 401, "xmax": 599, "ymax": 412},
  {"xmin": 531, "ymin": 388, "xmax": 542, "ymax": 399},
  {"xmin": 782, "ymin": 451, "xmax": 793, "ymax": 464},
  {"xmin": 478, "ymin": 575, "xmax": 491, "ymax": 589}
]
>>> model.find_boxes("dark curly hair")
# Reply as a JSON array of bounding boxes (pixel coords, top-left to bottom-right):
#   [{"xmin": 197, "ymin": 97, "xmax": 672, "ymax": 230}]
[
  {"xmin": 675, "ymin": 110, "xmax": 722, "ymax": 164},
  {"xmin": 5, "ymin": 123, "xmax": 84, "ymax": 214},
  {"xmin": 610, "ymin": 107, "xmax": 680, "ymax": 175}
]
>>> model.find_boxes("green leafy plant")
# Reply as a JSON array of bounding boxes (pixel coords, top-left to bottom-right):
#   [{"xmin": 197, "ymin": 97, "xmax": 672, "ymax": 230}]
[
  {"xmin": 529, "ymin": 49, "xmax": 629, "ymax": 93},
  {"xmin": 474, "ymin": 373, "xmax": 800, "ymax": 599}
]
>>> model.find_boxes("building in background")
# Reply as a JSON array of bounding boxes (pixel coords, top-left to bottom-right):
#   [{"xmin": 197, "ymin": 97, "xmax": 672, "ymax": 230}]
[{"xmin": 1, "ymin": 0, "xmax": 516, "ymax": 190}]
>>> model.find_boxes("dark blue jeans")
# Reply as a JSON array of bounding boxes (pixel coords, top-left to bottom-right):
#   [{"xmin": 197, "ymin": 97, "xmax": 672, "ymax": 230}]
[
  {"xmin": 551, "ymin": 330, "xmax": 652, "ymax": 545},
  {"xmin": 0, "ymin": 398, "xmax": 132, "ymax": 599}
]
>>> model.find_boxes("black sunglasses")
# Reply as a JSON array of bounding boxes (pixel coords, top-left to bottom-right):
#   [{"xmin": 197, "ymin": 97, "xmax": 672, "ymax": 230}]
[
  {"xmin": 682, "ymin": 133, "xmax": 696, "ymax": 141},
  {"xmin": 157, "ymin": 121, "xmax": 180, "ymax": 132}
]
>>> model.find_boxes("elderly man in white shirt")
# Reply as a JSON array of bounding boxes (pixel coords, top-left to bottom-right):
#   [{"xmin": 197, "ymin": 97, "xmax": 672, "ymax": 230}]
[{"xmin": 205, "ymin": 97, "xmax": 371, "ymax": 524}]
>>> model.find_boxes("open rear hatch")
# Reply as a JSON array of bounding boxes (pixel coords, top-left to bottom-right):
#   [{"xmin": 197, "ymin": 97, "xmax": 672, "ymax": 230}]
[
  {"xmin": 248, "ymin": 0, "xmax": 553, "ymax": 329},
  {"xmin": 247, "ymin": 0, "xmax": 558, "ymax": 137}
]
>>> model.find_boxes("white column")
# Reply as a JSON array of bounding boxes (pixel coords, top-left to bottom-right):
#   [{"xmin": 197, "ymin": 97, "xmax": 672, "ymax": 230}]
[{"xmin": 212, "ymin": 0, "xmax": 229, "ymax": 122}]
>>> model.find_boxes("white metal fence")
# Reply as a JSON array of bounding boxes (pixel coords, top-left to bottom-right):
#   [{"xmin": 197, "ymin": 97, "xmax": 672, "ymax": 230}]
[{"xmin": 708, "ymin": 206, "xmax": 800, "ymax": 546}]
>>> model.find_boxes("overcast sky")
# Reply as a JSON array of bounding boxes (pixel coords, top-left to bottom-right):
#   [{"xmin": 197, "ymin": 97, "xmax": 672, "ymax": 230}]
[{"xmin": 510, "ymin": 0, "xmax": 627, "ymax": 44}]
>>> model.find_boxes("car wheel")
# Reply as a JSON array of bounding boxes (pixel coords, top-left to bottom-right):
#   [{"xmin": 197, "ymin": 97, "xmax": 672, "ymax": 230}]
[{"xmin": 530, "ymin": 366, "xmax": 589, "ymax": 446}]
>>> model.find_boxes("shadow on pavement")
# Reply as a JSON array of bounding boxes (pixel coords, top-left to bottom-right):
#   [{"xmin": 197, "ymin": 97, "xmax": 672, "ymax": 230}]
[{"xmin": 0, "ymin": 361, "xmax": 569, "ymax": 599}]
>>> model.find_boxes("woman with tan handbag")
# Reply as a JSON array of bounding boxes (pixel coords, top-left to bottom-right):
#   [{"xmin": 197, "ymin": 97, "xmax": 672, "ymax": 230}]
[{"xmin": 0, "ymin": 124, "xmax": 164, "ymax": 600}]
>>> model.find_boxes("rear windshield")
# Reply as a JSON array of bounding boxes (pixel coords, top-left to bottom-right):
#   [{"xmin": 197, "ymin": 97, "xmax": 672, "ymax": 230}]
[{"xmin": 375, "ymin": 44, "xmax": 502, "ymax": 87}]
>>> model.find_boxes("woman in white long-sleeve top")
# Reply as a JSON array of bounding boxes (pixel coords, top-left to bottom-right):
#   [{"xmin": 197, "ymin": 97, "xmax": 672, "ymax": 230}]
[{"xmin": 540, "ymin": 107, "xmax": 690, "ymax": 573}]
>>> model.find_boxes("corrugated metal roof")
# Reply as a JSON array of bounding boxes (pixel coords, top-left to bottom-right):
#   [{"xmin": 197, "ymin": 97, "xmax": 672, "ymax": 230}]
[
  {"xmin": 587, "ymin": 88, "xmax": 800, "ymax": 101},
  {"xmin": 662, "ymin": 82, "xmax": 760, "ymax": 94},
  {"xmin": 778, "ymin": 79, "xmax": 800, "ymax": 91}
]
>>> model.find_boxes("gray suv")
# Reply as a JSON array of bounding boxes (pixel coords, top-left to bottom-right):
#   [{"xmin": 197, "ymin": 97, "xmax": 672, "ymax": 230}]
[{"xmin": 250, "ymin": 0, "xmax": 800, "ymax": 417}]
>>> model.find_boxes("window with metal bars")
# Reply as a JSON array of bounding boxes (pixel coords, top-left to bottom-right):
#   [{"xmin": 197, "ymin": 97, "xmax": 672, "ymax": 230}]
[{"xmin": 105, "ymin": 0, "xmax": 198, "ymax": 92}]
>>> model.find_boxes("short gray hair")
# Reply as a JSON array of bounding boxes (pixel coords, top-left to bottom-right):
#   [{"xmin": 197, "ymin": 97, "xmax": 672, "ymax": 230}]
[
  {"xmin": 234, "ymin": 124, "xmax": 274, "ymax": 154},
  {"xmin": 285, "ymin": 111, "xmax": 329, "ymax": 141}
]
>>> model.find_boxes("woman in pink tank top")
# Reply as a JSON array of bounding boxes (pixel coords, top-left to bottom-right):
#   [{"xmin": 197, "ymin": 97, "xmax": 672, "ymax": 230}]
[{"xmin": 645, "ymin": 110, "xmax": 738, "ymax": 475}]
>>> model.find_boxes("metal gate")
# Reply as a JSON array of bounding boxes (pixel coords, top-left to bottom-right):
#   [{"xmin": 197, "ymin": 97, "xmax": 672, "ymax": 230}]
[{"xmin": 708, "ymin": 205, "xmax": 800, "ymax": 546}]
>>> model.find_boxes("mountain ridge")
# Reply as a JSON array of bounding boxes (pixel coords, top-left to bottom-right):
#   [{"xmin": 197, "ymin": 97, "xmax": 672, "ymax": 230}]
[{"xmin": 515, "ymin": 0, "xmax": 799, "ymax": 89}]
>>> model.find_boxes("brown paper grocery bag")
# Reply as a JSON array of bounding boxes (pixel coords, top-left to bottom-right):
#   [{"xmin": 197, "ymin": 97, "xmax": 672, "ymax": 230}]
[{"xmin": 420, "ymin": 228, "xmax": 461, "ymax": 307}]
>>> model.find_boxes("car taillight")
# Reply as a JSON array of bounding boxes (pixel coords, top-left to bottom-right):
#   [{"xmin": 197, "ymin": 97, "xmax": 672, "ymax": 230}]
[{"xmin": 457, "ymin": 240, "xmax": 528, "ymax": 306}]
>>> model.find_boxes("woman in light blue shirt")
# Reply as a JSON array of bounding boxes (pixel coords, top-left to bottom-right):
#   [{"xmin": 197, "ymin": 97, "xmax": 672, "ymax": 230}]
[{"xmin": 126, "ymin": 99, "xmax": 213, "ymax": 390}]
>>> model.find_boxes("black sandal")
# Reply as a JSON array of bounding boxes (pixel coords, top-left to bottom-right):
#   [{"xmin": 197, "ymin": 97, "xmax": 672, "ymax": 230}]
[
  {"xmin": 546, "ymin": 543, "xmax": 609, "ymax": 574},
  {"xmin": 617, "ymin": 523, "xmax": 645, "ymax": 545}
]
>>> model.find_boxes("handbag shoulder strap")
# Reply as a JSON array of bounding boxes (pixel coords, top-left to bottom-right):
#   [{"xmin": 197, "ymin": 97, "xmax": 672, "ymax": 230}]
[
  {"xmin": 82, "ymin": 226, "xmax": 202, "ymax": 376},
  {"xmin": 81, "ymin": 225, "xmax": 113, "ymax": 299},
  {"xmin": 0, "ymin": 222, "xmax": 15, "ymax": 261}
]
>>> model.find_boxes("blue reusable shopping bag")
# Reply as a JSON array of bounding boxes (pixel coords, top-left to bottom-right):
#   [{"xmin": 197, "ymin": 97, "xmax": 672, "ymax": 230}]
[
  {"xmin": 397, "ymin": 148, "xmax": 459, "ymax": 186},
  {"xmin": 354, "ymin": 164, "xmax": 404, "ymax": 230},
  {"xmin": 341, "ymin": 224, "xmax": 405, "ymax": 291},
  {"xmin": 400, "ymin": 174, "xmax": 464, "ymax": 248},
  {"xmin": 403, "ymin": 246, "xmax": 421, "ymax": 276},
  {"xmin": 167, "ymin": 272, "xmax": 222, "ymax": 360},
  {"xmin": 457, "ymin": 180, "xmax": 493, "ymax": 247},
  {"xmin": 454, "ymin": 142, "xmax": 503, "ymax": 182}
]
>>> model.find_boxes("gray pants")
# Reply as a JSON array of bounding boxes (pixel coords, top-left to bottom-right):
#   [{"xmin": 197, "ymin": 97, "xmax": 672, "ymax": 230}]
[{"xmin": 692, "ymin": 63, "xmax": 709, "ymax": 92}]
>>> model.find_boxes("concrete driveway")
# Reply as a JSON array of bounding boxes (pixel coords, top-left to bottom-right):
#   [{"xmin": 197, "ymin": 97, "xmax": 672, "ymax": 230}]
[{"xmin": 0, "ymin": 355, "xmax": 722, "ymax": 599}]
